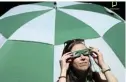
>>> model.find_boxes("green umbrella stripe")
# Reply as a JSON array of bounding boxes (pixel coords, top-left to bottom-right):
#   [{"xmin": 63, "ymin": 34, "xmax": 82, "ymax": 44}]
[
  {"xmin": 103, "ymin": 22, "xmax": 125, "ymax": 66},
  {"xmin": 0, "ymin": 10, "xmax": 51, "ymax": 38},
  {"xmin": 55, "ymin": 10, "xmax": 100, "ymax": 44},
  {"xmin": 58, "ymin": 8, "xmax": 121, "ymax": 36},
  {"xmin": 0, "ymin": 40, "xmax": 54, "ymax": 82},
  {"xmin": 0, "ymin": 4, "xmax": 52, "ymax": 20}
]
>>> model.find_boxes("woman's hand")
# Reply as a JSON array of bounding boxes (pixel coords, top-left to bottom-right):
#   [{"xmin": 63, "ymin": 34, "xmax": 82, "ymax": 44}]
[
  {"xmin": 89, "ymin": 46, "xmax": 106, "ymax": 68},
  {"xmin": 89, "ymin": 47, "xmax": 118, "ymax": 82},
  {"xmin": 59, "ymin": 52, "xmax": 73, "ymax": 71}
]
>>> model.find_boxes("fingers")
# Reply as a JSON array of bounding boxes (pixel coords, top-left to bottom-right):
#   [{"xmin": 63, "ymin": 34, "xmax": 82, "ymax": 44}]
[
  {"xmin": 91, "ymin": 52, "xmax": 98, "ymax": 58},
  {"xmin": 60, "ymin": 52, "xmax": 73, "ymax": 62},
  {"xmin": 89, "ymin": 46, "xmax": 99, "ymax": 53},
  {"xmin": 89, "ymin": 46, "xmax": 105, "ymax": 66},
  {"xmin": 89, "ymin": 46, "xmax": 102, "ymax": 57},
  {"xmin": 59, "ymin": 52, "xmax": 73, "ymax": 70},
  {"xmin": 63, "ymin": 52, "xmax": 73, "ymax": 59}
]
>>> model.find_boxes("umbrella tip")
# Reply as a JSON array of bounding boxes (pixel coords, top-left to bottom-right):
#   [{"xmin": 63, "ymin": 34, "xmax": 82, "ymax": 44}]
[
  {"xmin": 54, "ymin": 2, "xmax": 57, "ymax": 10},
  {"xmin": 54, "ymin": 2, "xmax": 57, "ymax": 5}
]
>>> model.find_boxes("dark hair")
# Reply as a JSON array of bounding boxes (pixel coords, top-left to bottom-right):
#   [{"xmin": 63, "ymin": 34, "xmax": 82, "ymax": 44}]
[
  {"xmin": 63, "ymin": 39, "xmax": 85, "ymax": 55},
  {"xmin": 62, "ymin": 39, "xmax": 95, "ymax": 82}
]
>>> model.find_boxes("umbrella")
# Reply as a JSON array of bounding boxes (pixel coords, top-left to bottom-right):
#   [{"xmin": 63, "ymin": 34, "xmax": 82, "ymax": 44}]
[{"xmin": 0, "ymin": 2, "xmax": 125, "ymax": 82}]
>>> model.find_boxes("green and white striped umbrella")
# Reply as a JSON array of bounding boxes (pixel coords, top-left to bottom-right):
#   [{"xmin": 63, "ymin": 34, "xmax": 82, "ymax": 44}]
[{"xmin": 0, "ymin": 2, "xmax": 125, "ymax": 82}]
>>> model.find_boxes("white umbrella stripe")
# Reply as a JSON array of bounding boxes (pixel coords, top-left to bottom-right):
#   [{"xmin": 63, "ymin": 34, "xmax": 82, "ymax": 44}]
[
  {"xmin": 56, "ymin": 2, "xmax": 89, "ymax": 7},
  {"xmin": 0, "ymin": 4, "xmax": 52, "ymax": 20},
  {"xmin": 0, "ymin": 33, "xmax": 7, "ymax": 48},
  {"xmin": 9, "ymin": 9, "xmax": 56, "ymax": 45}
]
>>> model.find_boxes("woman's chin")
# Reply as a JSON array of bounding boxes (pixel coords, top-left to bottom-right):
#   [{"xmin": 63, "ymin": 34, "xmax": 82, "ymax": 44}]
[{"xmin": 78, "ymin": 66, "xmax": 89, "ymax": 71}]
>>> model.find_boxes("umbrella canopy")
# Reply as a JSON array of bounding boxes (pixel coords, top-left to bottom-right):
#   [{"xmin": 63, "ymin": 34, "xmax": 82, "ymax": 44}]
[{"xmin": 0, "ymin": 2, "xmax": 125, "ymax": 82}]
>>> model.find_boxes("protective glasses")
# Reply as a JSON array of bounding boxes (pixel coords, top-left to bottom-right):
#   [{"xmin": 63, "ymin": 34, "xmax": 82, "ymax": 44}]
[{"xmin": 71, "ymin": 48, "xmax": 92, "ymax": 58}]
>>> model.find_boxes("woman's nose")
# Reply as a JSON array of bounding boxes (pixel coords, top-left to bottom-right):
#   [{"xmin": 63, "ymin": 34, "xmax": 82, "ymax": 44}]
[{"xmin": 80, "ymin": 54, "xmax": 86, "ymax": 59}]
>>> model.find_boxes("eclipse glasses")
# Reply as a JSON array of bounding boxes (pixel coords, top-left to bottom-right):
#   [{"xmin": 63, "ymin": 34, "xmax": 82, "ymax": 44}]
[{"xmin": 71, "ymin": 48, "xmax": 93, "ymax": 58}]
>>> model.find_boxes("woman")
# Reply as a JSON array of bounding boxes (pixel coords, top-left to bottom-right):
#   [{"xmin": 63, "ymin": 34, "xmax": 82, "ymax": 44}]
[{"xmin": 58, "ymin": 39, "xmax": 118, "ymax": 82}]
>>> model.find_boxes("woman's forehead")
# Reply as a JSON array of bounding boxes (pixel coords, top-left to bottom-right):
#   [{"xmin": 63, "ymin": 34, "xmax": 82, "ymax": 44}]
[{"xmin": 71, "ymin": 44, "xmax": 87, "ymax": 52}]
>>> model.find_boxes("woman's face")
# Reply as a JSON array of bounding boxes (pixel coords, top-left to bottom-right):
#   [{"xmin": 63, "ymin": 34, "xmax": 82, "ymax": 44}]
[{"xmin": 71, "ymin": 43, "xmax": 90, "ymax": 71}]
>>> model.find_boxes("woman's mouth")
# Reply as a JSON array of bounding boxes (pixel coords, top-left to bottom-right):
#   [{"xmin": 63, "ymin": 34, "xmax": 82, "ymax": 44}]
[{"xmin": 79, "ymin": 62, "xmax": 87, "ymax": 66}]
